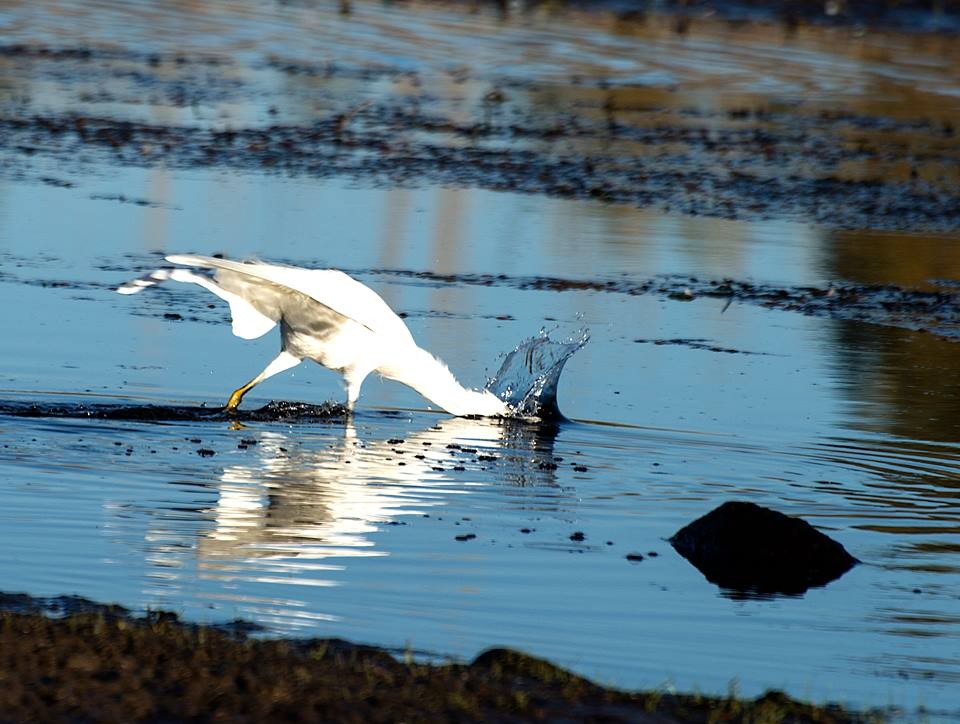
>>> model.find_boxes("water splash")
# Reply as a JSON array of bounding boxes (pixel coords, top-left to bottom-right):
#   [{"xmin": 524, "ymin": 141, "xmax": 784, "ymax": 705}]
[{"xmin": 486, "ymin": 329, "xmax": 588, "ymax": 420}]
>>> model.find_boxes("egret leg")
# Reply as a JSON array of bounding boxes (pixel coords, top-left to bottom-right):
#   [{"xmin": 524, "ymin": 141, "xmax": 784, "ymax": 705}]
[
  {"xmin": 225, "ymin": 351, "xmax": 302, "ymax": 411},
  {"xmin": 344, "ymin": 371, "xmax": 370, "ymax": 414}
]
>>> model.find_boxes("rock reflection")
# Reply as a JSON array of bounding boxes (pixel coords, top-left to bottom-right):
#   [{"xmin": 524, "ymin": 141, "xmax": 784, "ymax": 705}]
[{"xmin": 197, "ymin": 416, "xmax": 565, "ymax": 584}]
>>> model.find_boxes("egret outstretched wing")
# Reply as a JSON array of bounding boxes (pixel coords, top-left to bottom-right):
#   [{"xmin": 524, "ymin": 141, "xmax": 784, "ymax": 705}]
[
  {"xmin": 165, "ymin": 255, "xmax": 413, "ymax": 343},
  {"xmin": 116, "ymin": 266, "xmax": 278, "ymax": 340}
]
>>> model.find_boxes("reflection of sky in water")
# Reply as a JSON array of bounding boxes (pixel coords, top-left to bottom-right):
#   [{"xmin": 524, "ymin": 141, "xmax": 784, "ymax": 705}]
[{"xmin": 0, "ymin": 163, "xmax": 824, "ymax": 284}]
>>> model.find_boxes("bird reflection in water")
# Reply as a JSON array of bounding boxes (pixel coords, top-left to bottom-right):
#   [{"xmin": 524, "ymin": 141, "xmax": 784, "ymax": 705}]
[{"xmin": 197, "ymin": 415, "xmax": 566, "ymax": 585}]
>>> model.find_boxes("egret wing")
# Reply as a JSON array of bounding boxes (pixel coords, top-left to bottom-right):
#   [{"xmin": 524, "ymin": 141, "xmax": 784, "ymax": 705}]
[
  {"xmin": 116, "ymin": 266, "xmax": 278, "ymax": 340},
  {"xmin": 227, "ymin": 293, "xmax": 279, "ymax": 339},
  {"xmin": 166, "ymin": 255, "xmax": 413, "ymax": 343}
]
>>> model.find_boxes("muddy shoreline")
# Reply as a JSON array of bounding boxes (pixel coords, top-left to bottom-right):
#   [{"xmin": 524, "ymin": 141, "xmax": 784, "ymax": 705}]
[
  {"xmin": 450, "ymin": 0, "xmax": 960, "ymax": 32},
  {"xmin": 0, "ymin": 399, "xmax": 347, "ymax": 423},
  {"xmin": 1, "ymin": 1, "xmax": 958, "ymax": 234},
  {"xmin": 0, "ymin": 592, "xmax": 878, "ymax": 723},
  {"xmin": 5, "ymin": 103, "xmax": 958, "ymax": 233}
]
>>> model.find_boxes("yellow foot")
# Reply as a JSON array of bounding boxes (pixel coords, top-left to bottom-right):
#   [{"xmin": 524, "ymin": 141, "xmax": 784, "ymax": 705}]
[{"xmin": 224, "ymin": 390, "xmax": 245, "ymax": 412}]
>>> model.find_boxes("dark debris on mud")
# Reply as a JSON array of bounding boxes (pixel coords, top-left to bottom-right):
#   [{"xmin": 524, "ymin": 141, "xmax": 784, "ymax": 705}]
[
  {"xmin": 633, "ymin": 338, "xmax": 777, "ymax": 355},
  {"xmin": 5, "ymin": 255, "xmax": 959, "ymax": 341},
  {"xmin": 0, "ymin": 40, "xmax": 958, "ymax": 232},
  {"xmin": 0, "ymin": 399, "xmax": 347, "ymax": 423},
  {"xmin": 369, "ymin": 268, "xmax": 960, "ymax": 341},
  {"xmin": 0, "ymin": 590, "xmax": 877, "ymax": 724},
  {"xmin": 3, "ymin": 109, "xmax": 957, "ymax": 232},
  {"xmin": 479, "ymin": 0, "xmax": 960, "ymax": 32}
]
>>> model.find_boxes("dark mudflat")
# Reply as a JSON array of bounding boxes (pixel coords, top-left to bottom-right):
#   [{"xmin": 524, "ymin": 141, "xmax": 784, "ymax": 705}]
[
  {"xmin": 0, "ymin": 592, "xmax": 877, "ymax": 723},
  {"xmin": 477, "ymin": 0, "xmax": 960, "ymax": 32},
  {"xmin": 364, "ymin": 270, "xmax": 960, "ymax": 341},
  {"xmin": 0, "ymin": 399, "xmax": 346, "ymax": 422},
  {"xmin": 1, "ymin": 19, "xmax": 958, "ymax": 234},
  {"xmin": 4, "ymin": 106, "xmax": 956, "ymax": 233}
]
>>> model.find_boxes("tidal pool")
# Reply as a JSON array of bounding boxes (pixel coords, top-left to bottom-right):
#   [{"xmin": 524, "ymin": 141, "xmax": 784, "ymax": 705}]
[{"xmin": 0, "ymin": 0, "xmax": 959, "ymax": 719}]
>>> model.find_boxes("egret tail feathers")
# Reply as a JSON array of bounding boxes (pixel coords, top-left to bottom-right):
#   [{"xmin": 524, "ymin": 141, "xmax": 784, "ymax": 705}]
[
  {"xmin": 116, "ymin": 268, "xmax": 187, "ymax": 295},
  {"xmin": 116, "ymin": 266, "xmax": 277, "ymax": 340}
]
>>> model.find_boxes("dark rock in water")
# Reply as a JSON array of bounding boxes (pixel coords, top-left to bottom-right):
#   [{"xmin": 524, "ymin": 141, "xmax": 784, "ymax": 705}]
[{"xmin": 669, "ymin": 501, "xmax": 859, "ymax": 596}]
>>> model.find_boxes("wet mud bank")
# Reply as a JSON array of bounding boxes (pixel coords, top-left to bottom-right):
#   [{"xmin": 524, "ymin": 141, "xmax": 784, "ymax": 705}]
[
  {"xmin": 1, "ymin": 18, "xmax": 958, "ymax": 233},
  {"xmin": 0, "ymin": 592, "xmax": 876, "ymax": 723},
  {"xmin": 365, "ymin": 268, "xmax": 960, "ymax": 340},
  {"xmin": 0, "ymin": 399, "xmax": 346, "ymax": 423},
  {"xmin": 4, "ymin": 105, "xmax": 957, "ymax": 233},
  {"xmin": 483, "ymin": 0, "xmax": 960, "ymax": 33}
]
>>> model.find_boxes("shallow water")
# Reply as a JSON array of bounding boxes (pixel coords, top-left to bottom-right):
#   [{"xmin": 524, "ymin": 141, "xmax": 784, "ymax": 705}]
[
  {"xmin": 1, "ymin": 0, "xmax": 959, "ymax": 719},
  {"xmin": 3, "ymin": 167, "xmax": 959, "ymax": 718}
]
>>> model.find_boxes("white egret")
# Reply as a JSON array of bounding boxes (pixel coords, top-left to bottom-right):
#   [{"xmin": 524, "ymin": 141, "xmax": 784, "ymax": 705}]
[{"xmin": 117, "ymin": 255, "xmax": 509, "ymax": 417}]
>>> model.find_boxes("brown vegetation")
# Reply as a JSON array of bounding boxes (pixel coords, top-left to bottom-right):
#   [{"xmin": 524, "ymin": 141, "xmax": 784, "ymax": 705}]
[{"xmin": 0, "ymin": 608, "xmax": 877, "ymax": 723}]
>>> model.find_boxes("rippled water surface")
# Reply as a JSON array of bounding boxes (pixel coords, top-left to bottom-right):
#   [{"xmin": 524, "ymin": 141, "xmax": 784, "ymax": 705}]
[{"xmin": 1, "ymin": 0, "xmax": 959, "ymax": 719}]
